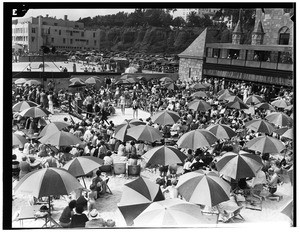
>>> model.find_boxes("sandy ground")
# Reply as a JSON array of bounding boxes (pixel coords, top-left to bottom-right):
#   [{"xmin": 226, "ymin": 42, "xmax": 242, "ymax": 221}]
[{"xmin": 11, "ymin": 108, "xmax": 294, "ymax": 228}]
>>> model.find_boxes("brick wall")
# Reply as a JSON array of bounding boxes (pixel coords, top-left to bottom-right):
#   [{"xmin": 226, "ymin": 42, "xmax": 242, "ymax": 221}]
[{"xmin": 179, "ymin": 58, "xmax": 204, "ymax": 82}]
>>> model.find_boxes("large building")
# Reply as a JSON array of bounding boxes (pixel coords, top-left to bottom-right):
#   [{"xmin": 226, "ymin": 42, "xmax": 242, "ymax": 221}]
[
  {"xmin": 12, "ymin": 15, "xmax": 101, "ymax": 53},
  {"xmin": 178, "ymin": 8, "xmax": 294, "ymax": 87}
]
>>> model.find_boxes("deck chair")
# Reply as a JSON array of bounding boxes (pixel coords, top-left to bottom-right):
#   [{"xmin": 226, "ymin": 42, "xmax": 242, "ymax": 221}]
[
  {"xmin": 104, "ymin": 178, "xmax": 112, "ymax": 194},
  {"xmin": 219, "ymin": 206, "xmax": 244, "ymax": 223}
]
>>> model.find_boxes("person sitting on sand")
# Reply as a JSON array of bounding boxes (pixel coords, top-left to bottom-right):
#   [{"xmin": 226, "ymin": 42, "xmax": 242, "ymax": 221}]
[
  {"xmin": 162, "ymin": 179, "xmax": 179, "ymax": 199},
  {"xmin": 59, "ymin": 200, "xmax": 77, "ymax": 228},
  {"xmin": 267, "ymin": 168, "xmax": 279, "ymax": 197},
  {"xmin": 92, "ymin": 170, "xmax": 106, "ymax": 198},
  {"xmin": 85, "ymin": 209, "xmax": 106, "ymax": 228},
  {"xmin": 70, "ymin": 205, "xmax": 89, "ymax": 228}
]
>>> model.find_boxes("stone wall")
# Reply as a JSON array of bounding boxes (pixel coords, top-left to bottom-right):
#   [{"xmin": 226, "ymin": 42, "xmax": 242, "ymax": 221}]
[
  {"xmin": 256, "ymin": 8, "xmax": 294, "ymax": 46},
  {"xmin": 178, "ymin": 58, "xmax": 203, "ymax": 82}
]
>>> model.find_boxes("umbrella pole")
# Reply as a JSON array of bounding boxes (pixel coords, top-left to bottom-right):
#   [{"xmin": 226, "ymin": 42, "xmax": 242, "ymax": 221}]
[
  {"xmin": 82, "ymin": 176, "xmax": 87, "ymax": 189},
  {"xmin": 48, "ymin": 196, "xmax": 51, "ymax": 215}
]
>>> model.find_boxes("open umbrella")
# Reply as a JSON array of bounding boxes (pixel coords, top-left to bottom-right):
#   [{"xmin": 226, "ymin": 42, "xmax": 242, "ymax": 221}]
[
  {"xmin": 85, "ymin": 77, "xmax": 98, "ymax": 85},
  {"xmin": 14, "ymin": 167, "xmax": 83, "ymax": 212},
  {"xmin": 244, "ymin": 95, "xmax": 263, "ymax": 105},
  {"xmin": 215, "ymin": 151, "xmax": 263, "ymax": 180},
  {"xmin": 188, "ymin": 99, "xmax": 211, "ymax": 112},
  {"xmin": 281, "ymin": 200, "xmax": 293, "ymax": 221},
  {"xmin": 177, "ymin": 129, "xmax": 218, "ymax": 150},
  {"xmin": 191, "ymin": 91, "xmax": 209, "ymax": 99},
  {"xmin": 274, "ymin": 127, "xmax": 289, "ymax": 135},
  {"xmin": 38, "ymin": 121, "xmax": 71, "ymax": 138},
  {"xmin": 191, "ymin": 83, "xmax": 208, "ymax": 90},
  {"xmin": 160, "ymin": 77, "xmax": 173, "ymax": 83},
  {"xmin": 285, "ymin": 105, "xmax": 293, "ymax": 111},
  {"xmin": 127, "ymin": 119, "xmax": 147, "ymax": 126},
  {"xmin": 14, "ymin": 78, "xmax": 28, "ymax": 85},
  {"xmin": 206, "ymin": 124, "xmax": 236, "ymax": 140},
  {"xmin": 23, "ymin": 80, "xmax": 41, "ymax": 86},
  {"xmin": 125, "ymin": 66, "xmax": 138, "ymax": 73},
  {"xmin": 287, "ymin": 165, "xmax": 293, "ymax": 185},
  {"xmin": 271, "ymin": 99, "xmax": 289, "ymax": 108},
  {"xmin": 63, "ymin": 156, "xmax": 103, "ymax": 188},
  {"xmin": 226, "ymin": 100, "xmax": 249, "ymax": 110},
  {"xmin": 117, "ymin": 177, "xmax": 165, "ymax": 226},
  {"xmin": 13, "ymin": 133, "xmax": 28, "ymax": 146},
  {"xmin": 120, "ymin": 74, "xmax": 133, "ymax": 80},
  {"xmin": 265, "ymin": 112, "xmax": 293, "ymax": 127},
  {"xmin": 245, "ymin": 119, "xmax": 276, "ymax": 134},
  {"xmin": 133, "ymin": 198, "xmax": 218, "ymax": 226},
  {"xmin": 19, "ymin": 106, "xmax": 51, "ymax": 118},
  {"xmin": 127, "ymin": 125, "xmax": 163, "ymax": 143},
  {"xmin": 255, "ymin": 102, "xmax": 276, "ymax": 111},
  {"xmin": 70, "ymin": 77, "xmax": 84, "ymax": 82},
  {"xmin": 281, "ymin": 128, "xmax": 293, "ymax": 140},
  {"xmin": 244, "ymin": 135, "xmax": 285, "ymax": 154},
  {"xmin": 164, "ymin": 82, "xmax": 179, "ymax": 90},
  {"xmin": 217, "ymin": 89, "xmax": 233, "ymax": 97},
  {"xmin": 151, "ymin": 110, "xmax": 180, "ymax": 126},
  {"xmin": 226, "ymin": 95, "xmax": 243, "ymax": 103},
  {"xmin": 143, "ymin": 146, "xmax": 187, "ymax": 166},
  {"xmin": 69, "ymin": 80, "xmax": 86, "ymax": 88},
  {"xmin": 113, "ymin": 123, "xmax": 135, "ymax": 142},
  {"xmin": 39, "ymin": 131, "xmax": 83, "ymax": 147},
  {"xmin": 218, "ymin": 92, "xmax": 235, "ymax": 101},
  {"xmin": 13, "ymin": 100, "xmax": 38, "ymax": 112},
  {"xmin": 176, "ymin": 170, "xmax": 231, "ymax": 207}
]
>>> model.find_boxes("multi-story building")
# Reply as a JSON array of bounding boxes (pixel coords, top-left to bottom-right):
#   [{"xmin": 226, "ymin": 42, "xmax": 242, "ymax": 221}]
[
  {"xmin": 12, "ymin": 15, "xmax": 101, "ymax": 53},
  {"xmin": 197, "ymin": 8, "xmax": 220, "ymax": 19}
]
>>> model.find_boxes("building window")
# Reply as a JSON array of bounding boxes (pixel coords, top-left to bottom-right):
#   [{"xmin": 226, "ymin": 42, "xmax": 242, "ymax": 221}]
[
  {"xmin": 31, "ymin": 37, "xmax": 35, "ymax": 42},
  {"xmin": 54, "ymin": 23, "xmax": 58, "ymax": 26},
  {"xmin": 70, "ymin": 31, "xmax": 73, "ymax": 36},
  {"xmin": 81, "ymin": 32, "xmax": 84, "ymax": 37},
  {"xmin": 94, "ymin": 40, "xmax": 96, "ymax": 46},
  {"xmin": 278, "ymin": 27, "xmax": 290, "ymax": 45},
  {"xmin": 32, "ymin": 28, "xmax": 36, "ymax": 33},
  {"xmin": 63, "ymin": 38, "xmax": 66, "ymax": 44},
  {"xmin": 48, "ymin": 28, "xmax": 51, "ymax": 34},
  {"xmin": 59, "ymin": 30, "xmax": 61, "ymax": 35},
  {"xmin": 51, "ymin": 38, "xmax": 54, "ymax": 43},
  {"xmin": 86, "ymin": 40, "xmax": 89, "ymax": 45},
  {"xmin": 70, "ymin": 39, "xmax": 73, "ymax": 44},
  {"xmin": 212, "ymin": 49, "xmax": 220, "ymax": 58},
  {"xmin": 93, "ymin": 33, "xmax": 95, "ymax": 38}
]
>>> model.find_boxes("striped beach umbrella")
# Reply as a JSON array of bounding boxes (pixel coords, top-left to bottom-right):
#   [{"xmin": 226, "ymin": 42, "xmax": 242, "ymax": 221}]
[
  {"xmin": 19, "ymin": 106, "xmax": 51, "ymax": 118},
  {"xmin": 271, "ymin": 99, "xmax": 289, "ymax": 108},
  {"xmin": 191, "ymin": 83, "xmax": 208, "ymax": 90},
  {"xmin": 118, "ymin": 177, "xmax": 165, "ymax": 226},
  {"xmin": 255, "ymin": 102, "xmax": 276, "ymax": 111},
  {"xmin": 14, "ymin": 78, "xmax": 28, "ymax": 85},
  {"xmin": 215, "ymin": 151, "xmax": 263, "ymax": 180},
  {"xmin": 177, "ymin": 129, "xmax": 218, "ymax": 150},
  {"xmin": 143, "ymin": 146, "xmax": 187, "ymax": 166},
  {"xmin": 245, "ymin": 119, "xmax": 276, "ymax": 134},
  {"xmin": 127, "ymin": 125, "xmax": 163, "ymax": 143},
  {"xmin": 226, "ymin": 100, "xmax": 249, "ymax": 110},
  {"xmin": 151, "ymin": 110, "xmax": 180, "ymax": 126},
  {"xmin": 38, "ymin": 121, "xmax": 71, "ymax": 138},
  {"xmin": 13, "ymin": 133, "xmax": 28, "ymax": 146},
  {"xmin": 265, "ymin": 112, "xmax": 293, "ymax": 127},
  {"xmin": 244, "ymin": 135, "xmax": 285, "ymax": 154},
  {"xmin": 13, "ymin": 101, "xmax": 38, "ymax": 112},
  {"xmin": 206, "ymin": 124, "xmax": 236, "ymax": 140},
  {"xmin": 244, "ymin": 95, "xmax": 263, "ymax": 105},
  {"xmin": 187, "ymin": 99, "xmax": 211, "ymax": 112},
  {"xmin": 281, "ymin": 128, "xmax": 293, "ymax": 140},
  {"xmin": 39, "ymin": 131, "xmax": 83, "ymax": 146},
  {"xmin": 191, "ymin": 91, "xmax": 210, "ymax": 99},
  {"xmin": 176, "ymin": 170, "xmax": 231, "ymax": 207},
  {"xmin": 217, "ymin": 89, "xmax": 234, "ymax": 97}
]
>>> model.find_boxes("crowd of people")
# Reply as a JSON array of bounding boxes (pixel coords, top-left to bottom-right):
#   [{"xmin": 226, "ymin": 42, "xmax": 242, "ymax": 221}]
[{"xmin": 12, "ymin": 74, "xmax": 293, "ymax": 227}]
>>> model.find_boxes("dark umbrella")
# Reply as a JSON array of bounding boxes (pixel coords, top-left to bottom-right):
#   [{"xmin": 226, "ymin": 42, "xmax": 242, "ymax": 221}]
[
  {"xmin": 226, "ymin": 100, "xmax": 249, "ymax": 110},
  {"xmin": 117, "ymin": 177, "xmax": 165, "ymax": 226},
  {"xmin": 188, "ymin": 99, "xmax": 211, "ymax": 112},
  {"xmin": 69, "ymin": 80, "xmax": 86, "ymax": 88}
]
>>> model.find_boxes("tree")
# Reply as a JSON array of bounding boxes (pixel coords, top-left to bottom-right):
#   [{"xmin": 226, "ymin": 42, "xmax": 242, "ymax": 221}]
[
  {"xmin": 186, "ymin": 11, "xmax": 201, "ymax": 27},
  {"xmin": 172, "ymin": 16, "xmax": 185, "ymax": 28}
]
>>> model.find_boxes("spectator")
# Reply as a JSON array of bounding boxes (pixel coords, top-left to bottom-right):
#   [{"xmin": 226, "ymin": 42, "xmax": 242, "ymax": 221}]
[{"xmin": 70, "ymin": 205, "xmax": 89, "ymax": 228}]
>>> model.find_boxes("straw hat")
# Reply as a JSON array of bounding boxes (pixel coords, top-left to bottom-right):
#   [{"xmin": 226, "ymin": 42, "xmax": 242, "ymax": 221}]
[{"xmin": 90, "ymin": 209, "xmax": 99, "ymax": 218}]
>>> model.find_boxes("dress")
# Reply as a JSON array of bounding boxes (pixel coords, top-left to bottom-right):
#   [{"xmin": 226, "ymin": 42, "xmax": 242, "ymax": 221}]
[{"xmin": 48, "ymin": 94, "xmax": 54, "ymax": 114}]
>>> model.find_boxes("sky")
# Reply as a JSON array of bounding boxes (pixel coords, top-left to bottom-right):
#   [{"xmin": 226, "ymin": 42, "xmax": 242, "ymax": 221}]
[{"xmin": 22, "ymin": 9, "xmax": 136, "ymax": 21}]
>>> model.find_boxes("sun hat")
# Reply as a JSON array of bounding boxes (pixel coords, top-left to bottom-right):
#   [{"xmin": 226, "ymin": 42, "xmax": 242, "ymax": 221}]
[{"xmin": 90, "ymin": 209, "xmax": 99, "ymax": 218}]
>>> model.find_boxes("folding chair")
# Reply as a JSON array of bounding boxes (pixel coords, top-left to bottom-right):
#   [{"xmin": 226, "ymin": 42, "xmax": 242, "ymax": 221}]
[
  {"xmin": 104, "ymin": 178, "xmax": 112, "ymax": 194},
  {"xmin": 219, "ymin": 206, "xmax": 244, "ymax": 223}
]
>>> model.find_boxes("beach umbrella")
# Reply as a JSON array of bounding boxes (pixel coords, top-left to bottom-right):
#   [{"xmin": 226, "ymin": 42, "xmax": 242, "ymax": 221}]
[
  {"xmin": 244, "ymin": 135, "xmax": 285, "ymax": 154},
  {"xmin": 125, "ymin": 66, "xmax": 138, "ymax": 73},
  {"xmin": 287, "ymin": 165, "xmax": 293, "ymax": 185},
  {"xmin": 217, "ymin": 89, "xmax": 233, "ymax": 97},
  {"xmin": 164, "ymin": 82, "xmax": 179, "ymax": 90},
  {"xmin": 245, "ymin": 119, "xmax": 276, "ymax": 134},
  {"xmin": 19, "ymin": 106, "xmax": 51, "ymax": 118},
  {"xmin": 191, "ymin": 91, "xmax": 209, "ymax": 99},
  {"xmin": 113, "ymin": 124, "xmax": 134, "ymax": 142},
  {"xmin": 244, "ymin": 95, "xmax": 263, "ymax": 105},
  {"xmin": 23, "ymin": 80, "xmax": 41, "ymax": 86},
  {"xmin": 202, "ymin": 82, "xmax": 212, "ymax": 88},
  {"xmin": 133, "ymin": 198, "xmax": 217, "ymax": 226},
  {"xmin": 281, "ymin": 128, "xmax": 293, "ymax": 140},
  {"xmin": 206, "ymin": 124, "xmax": 236, "ymax": 140},
  {"xmin": 69, "ymin": 80, "xmax": 86, "ymax": 88},
  {"xmin": 70, "ymin": 77, "xmax": 84, "ymax": 82},
  {"xmin": 63, "ymin": 156, "xmax": 104, "ymax": 188},
  {"xmin": 14, "ymin": 167, "xmax": 83, "ymax": 212},
  {"xmin": 14, "ymin": 78, "xmax": 27, "ymax": 85},
  {"xmin": 271, "ymin": 99, "xmax": 289, "ymax": 108},
  {"xmin": 120, "ymin": 74, "xmax": 133, "ymax": 80},
  {"xmin": 255, "ymin": 102, "xmax": 276, "ymax": 111},
  {"xmin": 38, "ymin": 121, "xmax": 71, "ymax": 138},
  {"xmin": 127, "ymin": 119, "xmax": 147, "ymax": 126},
  {"xmin": 159, "ymin": 77, "xmax": 173, "ymax": 83},
  {"xmin": 265, "ymin": 112, "xmax": 293, "ymax": 127},
  {"xmin": 191, "ymin": 83, "xmax": 208, "ymax": 90},
  {"xmin": 274, "ymin": 127, "xmax": 289, "ymax": 135},
  {"xmin": 281, "ymin": 200, "xmax": 293, "ymax": 221},
  {"xmin": 290, "ymin": 113, "xmax": 293, "ymax": 119},
  {"xmin": 118, "ymin": 177, "xmax": 165, "ymax": 226},
  {"xmin": 39, "ymin": 131, "xmax": 83, "ymax": 147},
  {"xmin": 85, "ymin": 77, "xmax": 98, "ymax": 85},
  {"xmin": 136, "ymin": 76, "xmax": 147, "ymax": 81},
  {"xmin": 218, "ymin": 92, "xmax": 235, "ymax": 101},
  {"xmin": 226, "ymin": 95, "xmax": 243, "ymax": 103},
  {"xmin": 151, "ymin": 110, "xmax": 180, "ymax": 126},
  {"xmin": 13, "ymin": 133, "xmax": 28, "ymax": 146},
  {"xmin": 12, "ymin": 100, "xmax": 38, "ymax": 112},
  {"xmin": 285, "ymin": 105, "xmax": 293, "ymax": 111},
  {"xmin": 143, "ymin": 146, "xmax": 187, "ymax": 166},
  {"xmin": 226, "ymin": 100, "xmax": 249, "ymax": 110},
  {"xmin": 246, "ymin": 169, "xmax": 267, "ymax": 188},
  {"xmin": 177, "ymin": 129, "xmax": 218, "ymax": 150},
  {"xmin": 176, "ymin": 170, "xmax": 231, "ymax": 207},
  {"xmin": 215, "ymin": 151, "xmax": 263, "ymax": 180},
  {"xmin": 127, "ymin": 125, "xmax": 163, "ymax": 143},
  {"xmin": 187, "ymin": 99, "xmax": 211, "ymax": 112}
]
